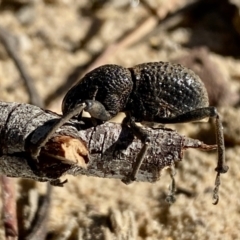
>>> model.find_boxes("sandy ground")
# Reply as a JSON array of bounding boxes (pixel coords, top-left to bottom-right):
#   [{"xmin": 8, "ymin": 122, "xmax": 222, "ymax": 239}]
[{"xmin": 1, "ymin": 0, "xmax": 240, "ymax": 239}]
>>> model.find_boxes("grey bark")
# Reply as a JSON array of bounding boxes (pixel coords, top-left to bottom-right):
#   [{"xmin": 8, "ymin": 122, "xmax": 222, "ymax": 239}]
[{"xmin": 0, "ymin": 101, "xmax": 216, "ymax": 185}]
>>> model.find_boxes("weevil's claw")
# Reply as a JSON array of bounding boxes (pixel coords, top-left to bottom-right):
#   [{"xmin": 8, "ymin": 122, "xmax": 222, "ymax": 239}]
[
  {"xmin": 121, "ymin": 175, "xmax": 136, "ymax": 185},
  {"xmin": 50, "ymin": 178, "xmax": 68, "ymax": 187},
  {"xmin": 165, "ymin": 194, "xmax": 176, "ymax": 205},
  {"xmin": 212, "ymin": 195, "xmax": 219, "ymax": 205},
  {"xmin": 215, "ymin": 165, "xmax": 229, "ymax": 174},
  {"xmin": 212, "ymin": 172, "xmax": 220, "ymax": 205}
]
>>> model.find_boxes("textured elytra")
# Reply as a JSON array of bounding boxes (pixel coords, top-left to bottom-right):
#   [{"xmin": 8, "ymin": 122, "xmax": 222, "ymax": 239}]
[
  {"xmin": 62, "ymin": 62, "xmax": 209, "ymax": 123},
  {"xmin": 128, "ymin": 62, "xmax": 209, "ymax": 121}
]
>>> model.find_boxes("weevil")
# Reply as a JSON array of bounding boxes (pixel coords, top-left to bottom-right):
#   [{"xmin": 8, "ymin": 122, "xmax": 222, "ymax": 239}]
[{"xmin": 31, "ymin": 62, "xmax": 228, "ymax": 204}]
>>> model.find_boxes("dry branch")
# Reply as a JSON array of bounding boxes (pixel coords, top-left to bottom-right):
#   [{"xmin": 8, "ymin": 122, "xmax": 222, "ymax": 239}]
[{"xmin": 0, "ymin": 101, "xmax": 216, "ymax": 185}]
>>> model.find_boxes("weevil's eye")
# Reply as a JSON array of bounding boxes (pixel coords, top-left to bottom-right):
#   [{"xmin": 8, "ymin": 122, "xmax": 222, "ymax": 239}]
[{"xmin": 85, "ymin": 100, "xmax": 93, "ymax": 110}]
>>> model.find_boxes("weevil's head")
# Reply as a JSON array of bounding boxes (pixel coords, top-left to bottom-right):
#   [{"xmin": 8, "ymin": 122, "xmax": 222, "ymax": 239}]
[{"xmin": 62, "ymin": 84, "xmax": 85, "ymax": 117}]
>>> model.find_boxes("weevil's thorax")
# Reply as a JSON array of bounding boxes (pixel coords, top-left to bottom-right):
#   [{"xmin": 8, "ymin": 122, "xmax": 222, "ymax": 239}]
[
  {"xmin": 127, "ymin": 62, "xmax": 209, "ymax": 122},
  {"xmin": 62, "ymin": 64, "xmax": 133, "ymax": 117}
]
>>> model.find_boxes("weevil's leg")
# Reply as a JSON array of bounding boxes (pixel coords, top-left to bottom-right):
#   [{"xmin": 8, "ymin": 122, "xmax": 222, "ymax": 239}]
[
  {"xmin": 165, "ymin": 165, "xmax": 176, "ymax": 204},
  {"xmin": 212, "ymin": 114, "xmax": 227, "ymax": 204},
  {"xmin": 31, "ymin": 103, "xmax": 87, "ymax": 160},
  {"xmin": 141, "ymin": 121, "xmax": 165, "ymax": 129},
  {"xmin": 50, "ymin": 179, "xmax": 68, "ymax": 187},
  {"xmin": 155, "ymin": 106, "xmax": 228, "ymax": 204},
  {"xmin": 122, "ymin": 116, "xmax": 150, "ymax": 184},
  {"xmin": 212, "ymin": 172, "xmax": 220, "ymax": 205},
  {"xmin": 155, "ymin": 107, "xmax": 218, "ymax": 124}
]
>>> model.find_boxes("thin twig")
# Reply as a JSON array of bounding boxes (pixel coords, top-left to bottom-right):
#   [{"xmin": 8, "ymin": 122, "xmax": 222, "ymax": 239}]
[
  {"xmin": 0, "ymin": 175, "xmax": 18, "ymax": 240},
  {"xmin": 139, "ymin": 0, "xmax": 203, "ymax": 44},
  {"xmin": 25, "ymin": 184, "xmax": 52, "ymax": 240},
  {"xmin": 0, "ymin": 26, "xmax": 43, "ymax": 108},
  {"xmin": 80, "ymin": 17, "xmax": 158, "ymax": 76}
]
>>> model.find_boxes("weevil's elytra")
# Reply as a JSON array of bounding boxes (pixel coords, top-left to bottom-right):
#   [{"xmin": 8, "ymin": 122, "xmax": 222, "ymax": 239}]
[
  {"xmin": 127, "ymin": 62, "xmax": 209, "ymax": 122},
  {"xmin": 33, "ymin": 61, "xmax": 228, "ymax": 204}
]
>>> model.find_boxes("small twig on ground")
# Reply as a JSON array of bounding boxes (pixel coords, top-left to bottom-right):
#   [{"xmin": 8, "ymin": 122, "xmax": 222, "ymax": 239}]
[
  {"xmin": 24, "ymin": 184, "xmax": 52, "ymax": 240},
  {"xmin": 78, "ymin": 17, "xmax": 158, "ymax": 77},
  {"xmin": 0, "ymin": 175, "xmax": 18, "ymax": 240},
  {"xmin": 139, "ymin": 0, "xmax": 202, "ymax": 43},
  {"xmin": 0, "ymin": 26, "xmax": 43, "ymax": 108}
]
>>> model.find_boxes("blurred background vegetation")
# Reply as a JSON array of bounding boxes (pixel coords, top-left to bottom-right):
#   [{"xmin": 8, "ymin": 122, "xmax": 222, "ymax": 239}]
[{"xmin": 0, "ymin": 0, "xmax": 240, "ymax": 239}]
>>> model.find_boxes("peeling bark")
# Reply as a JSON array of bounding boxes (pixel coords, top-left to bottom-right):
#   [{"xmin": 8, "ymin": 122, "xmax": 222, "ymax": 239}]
[{"xmin": 0, "ymin": 101, "xmax": 216, "ymax": 185}]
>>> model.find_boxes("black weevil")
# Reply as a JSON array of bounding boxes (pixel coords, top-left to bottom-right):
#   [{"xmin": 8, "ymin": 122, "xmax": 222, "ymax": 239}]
[{"xmin": 31, "ymin": 62, "xmax": 228, "ymax": 204}]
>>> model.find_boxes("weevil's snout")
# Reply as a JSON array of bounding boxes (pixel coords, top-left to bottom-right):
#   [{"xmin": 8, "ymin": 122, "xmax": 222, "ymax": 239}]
[
  {"xmin": 84, "ymin": 100, "xmax": 107, "ymax": 120},
  {"xmin": 84, "ymin": 100, "xmax": 112, "ymax": 121}
]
